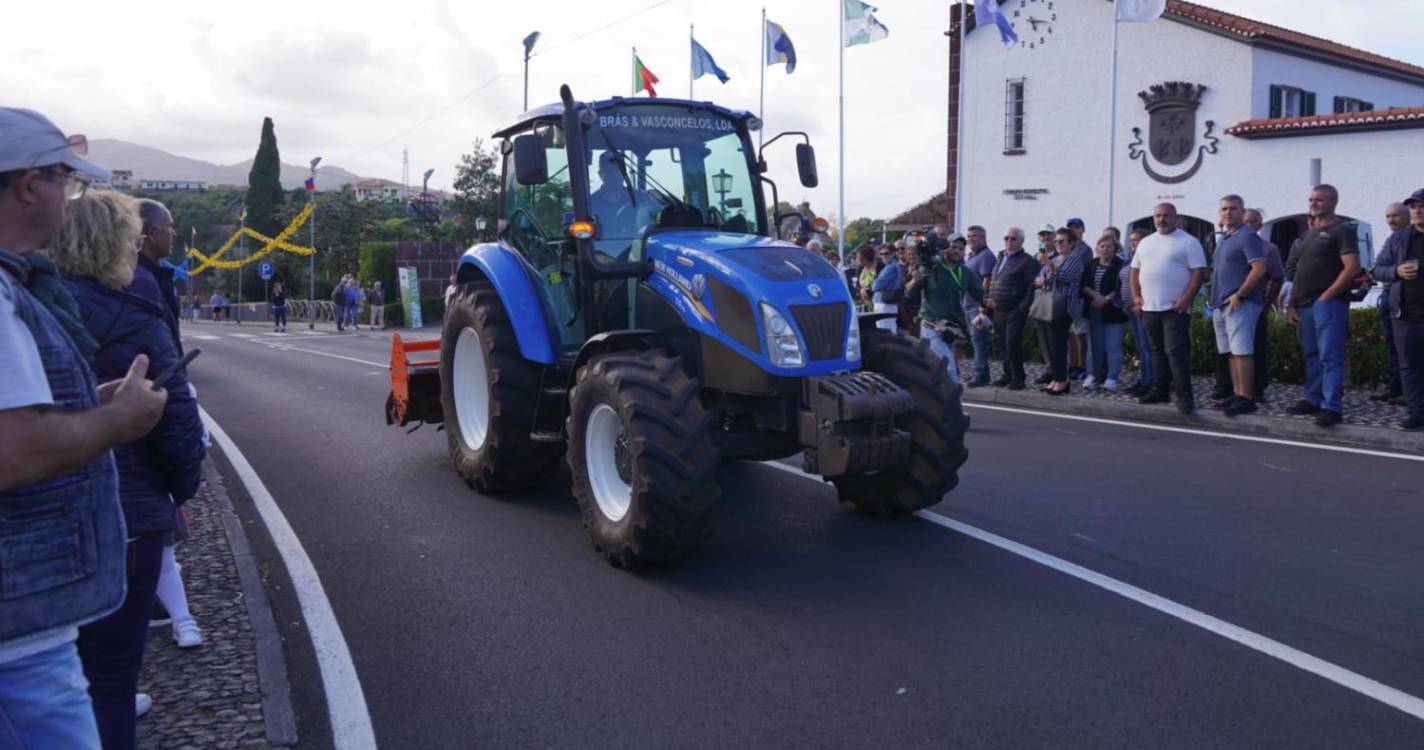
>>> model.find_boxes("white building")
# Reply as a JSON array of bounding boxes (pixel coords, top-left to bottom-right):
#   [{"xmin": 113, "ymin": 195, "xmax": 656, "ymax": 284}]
[
  {"xmin": 138, "ymin": 179, "xmax": 207, "ymax": 192},
  {"xmin": 353, "ymin": 178, "xmax": 405, "ymax": 203},
  {"xmin": 948, "ymin": 0, "xmax": 1424, "ymax": 259}
]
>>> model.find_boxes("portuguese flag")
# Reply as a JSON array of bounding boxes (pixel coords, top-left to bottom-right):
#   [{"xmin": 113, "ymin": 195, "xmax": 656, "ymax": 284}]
[{"xmin": 633, "ymin": 53, "xmax": 659, "ymax": 97}]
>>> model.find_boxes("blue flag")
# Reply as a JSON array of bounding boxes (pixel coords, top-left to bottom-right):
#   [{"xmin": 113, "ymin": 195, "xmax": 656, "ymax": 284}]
[
  {"xmin": 975, "ymin": 0, "xmax": 1019, "ymax": 47},
  {"xmin": 764, "ymin": 19, "xmax": 796, "ymax": 74},
  {"xmin": 691, "ymin": 38, "xmax": 730, "ymax": 83}
]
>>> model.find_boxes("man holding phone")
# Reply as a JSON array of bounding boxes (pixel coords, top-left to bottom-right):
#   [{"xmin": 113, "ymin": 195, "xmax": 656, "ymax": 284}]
[
  {"xmin": 0, "ymin": 108, "xmax": 167, "ymax": 748},
  {"xmin": 1372, "ymin": 188, "xmax": 1424, "ymax": 431}
]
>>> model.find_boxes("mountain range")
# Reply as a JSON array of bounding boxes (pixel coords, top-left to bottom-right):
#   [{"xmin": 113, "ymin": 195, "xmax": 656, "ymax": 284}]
[{"xmin": 86, "ymin": 139, "xmax": 378, "ymax": 190}]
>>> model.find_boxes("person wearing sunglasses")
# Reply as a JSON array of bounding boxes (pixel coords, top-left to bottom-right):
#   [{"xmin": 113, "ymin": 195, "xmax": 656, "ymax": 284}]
[{"xmin": 0, "ymin": 108, "xmax": 168, "ymax": 749}]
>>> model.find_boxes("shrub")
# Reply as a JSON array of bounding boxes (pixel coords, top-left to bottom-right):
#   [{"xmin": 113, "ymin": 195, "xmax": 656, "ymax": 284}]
[
  {"xmin": 357, "ymin": 243, "xmax": 397, "ymax": 294},
  {"xmin": 383, "ymin": 302, "xmax": 404, "ymax": 327},
  {"xmin": 419, "ymin": 296, "xmax": 445, "ymax": 323}
]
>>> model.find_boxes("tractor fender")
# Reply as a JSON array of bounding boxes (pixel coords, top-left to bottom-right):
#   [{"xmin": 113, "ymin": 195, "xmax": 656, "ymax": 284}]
[
  {"xmin": 567, "ymin": 329, "xmax": 660, "ymax": 389},
  {"xmin": 456, "ymin": 243, "xmax": 557, "ymax": 365}
]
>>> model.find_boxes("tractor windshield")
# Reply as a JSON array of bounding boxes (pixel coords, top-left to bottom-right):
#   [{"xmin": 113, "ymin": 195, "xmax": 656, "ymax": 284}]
[{"xmin": 583, "ymin": 105, "xmax": 762, "ymax": 253}]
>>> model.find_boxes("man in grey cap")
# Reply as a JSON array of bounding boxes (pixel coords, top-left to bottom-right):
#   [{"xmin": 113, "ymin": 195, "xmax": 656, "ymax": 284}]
[{"xmin": 0, "ymin": 108, "xmax": 167, "ymax": 747}]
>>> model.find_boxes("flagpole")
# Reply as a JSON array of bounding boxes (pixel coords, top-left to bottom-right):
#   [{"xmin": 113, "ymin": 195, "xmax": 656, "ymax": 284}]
[
  {"xmin": 236, "ymin": 211, "xmax": 244, "ymax": 325},
  {"xmin": 632, "ymin": 47, "xmax": 637, "ymax": 96},
  {"xmin": 759, "ymin": 7, "xmax": 766, "ymax": 151},
  {"xmin": 690, "ymin": 25, "xmax": 695, "ymax": 100},
  {"xmin": 1107, "ymin": 13, "xmax": 1121, "ymax": 228},
  {"xmin": 838, "ymin": 0, "xmax": 845, "ymax": 264},
  {"xmin": 955, "ymin": 1, "xmax": 967, "ymax": 234}
]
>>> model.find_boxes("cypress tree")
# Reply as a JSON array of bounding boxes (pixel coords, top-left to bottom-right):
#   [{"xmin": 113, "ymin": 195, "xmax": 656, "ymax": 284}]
[{"xmin": 245, "ymin": 117, "xmax": 284, "ymax": 238}]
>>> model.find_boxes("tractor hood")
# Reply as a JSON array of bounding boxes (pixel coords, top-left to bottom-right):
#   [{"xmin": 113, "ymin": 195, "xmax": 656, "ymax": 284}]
[
  {"xmin": 641, "ymin": 230, "xmax": 859, "ymax": 378},
  {"xmin": 645, "ymin": 231, "xmax": 846, "ymax": 288}
]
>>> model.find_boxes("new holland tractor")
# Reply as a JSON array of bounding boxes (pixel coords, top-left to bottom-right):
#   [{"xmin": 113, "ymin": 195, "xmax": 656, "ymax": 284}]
[{"xmin": 388, "ymin": 86, "xmax": 968, "ymax": 567}]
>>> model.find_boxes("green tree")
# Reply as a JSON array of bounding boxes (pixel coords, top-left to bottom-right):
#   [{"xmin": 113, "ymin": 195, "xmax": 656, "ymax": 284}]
[
  {"xmin": 245, "ymin": 118, "xmax": 285, "ymax": 238},
  {"xmin": 449, "ymin": 139, "xmax": 501, "ymax": 241},
  {"xmin": 843, "ymin": 217, "xmax": 885, "ymax": 249}
]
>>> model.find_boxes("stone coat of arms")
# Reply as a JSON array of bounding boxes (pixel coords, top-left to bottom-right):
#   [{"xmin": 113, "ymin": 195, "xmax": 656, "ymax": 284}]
[{"xmin": 1128, "ymin": 81, "xmax": 1220, "ymax": 184}]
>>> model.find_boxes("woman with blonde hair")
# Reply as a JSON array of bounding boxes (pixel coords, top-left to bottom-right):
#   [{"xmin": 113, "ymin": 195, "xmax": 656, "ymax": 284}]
[{"xmin": 48, "ymin": 190, "xmax": 206, "ymax": 750}]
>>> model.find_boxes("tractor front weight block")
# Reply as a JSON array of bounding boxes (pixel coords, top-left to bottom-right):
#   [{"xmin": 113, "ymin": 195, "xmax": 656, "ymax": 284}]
[{"xmin": 798, "ymin": 371, "xmax": 913, "ymax": 478}]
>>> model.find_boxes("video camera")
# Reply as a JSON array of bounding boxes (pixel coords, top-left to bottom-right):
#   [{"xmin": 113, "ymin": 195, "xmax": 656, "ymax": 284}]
[{"xmin": 906, "ymin": 228, "xmax": 947, "ymax": 270}]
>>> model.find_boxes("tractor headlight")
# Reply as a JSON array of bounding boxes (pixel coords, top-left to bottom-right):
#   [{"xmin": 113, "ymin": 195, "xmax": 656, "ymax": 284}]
[
  {"xmin": 759, "ymin": 302, "xmax": 804, "ymax": 368},
  {"xmin": 845, "ymin": 318, "xmax": 861, "ymax": 362}
]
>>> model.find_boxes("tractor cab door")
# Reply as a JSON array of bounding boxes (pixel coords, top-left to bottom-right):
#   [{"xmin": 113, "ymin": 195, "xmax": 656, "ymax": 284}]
[{"xmin": 501, "ymin": 124, "xmax": 583, "ymax": 359}]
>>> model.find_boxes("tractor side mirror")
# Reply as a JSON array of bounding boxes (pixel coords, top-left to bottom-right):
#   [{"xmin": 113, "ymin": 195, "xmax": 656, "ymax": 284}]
[
  {"xmin": 513, "ymin": 134, "xmax": 548, "ymax": 185},
  {"xmin": 795, "ymin": 143, "xmax": 819, "ymax": 188}
]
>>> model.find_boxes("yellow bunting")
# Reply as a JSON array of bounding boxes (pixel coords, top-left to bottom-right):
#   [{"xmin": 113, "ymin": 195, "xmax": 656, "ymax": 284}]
[{"xmin": 186, "ymin": 203, "xmax": 316, "ymax": 275}]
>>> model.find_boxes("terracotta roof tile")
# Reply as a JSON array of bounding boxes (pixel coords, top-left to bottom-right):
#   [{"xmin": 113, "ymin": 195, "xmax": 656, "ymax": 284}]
[
  {"xmin": 1225, "ymin": 106, "xmax": 1424, "ymax": 138},
  {"xmin": 1166, "ymin": 1, "xmax": 1424, "ymax": 80}
]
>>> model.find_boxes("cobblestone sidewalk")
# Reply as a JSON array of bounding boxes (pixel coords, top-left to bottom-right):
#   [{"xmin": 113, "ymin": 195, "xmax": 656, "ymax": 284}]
[{"xmin": 136, "ymin": 481, "xmax": 272, "ymax": 749}]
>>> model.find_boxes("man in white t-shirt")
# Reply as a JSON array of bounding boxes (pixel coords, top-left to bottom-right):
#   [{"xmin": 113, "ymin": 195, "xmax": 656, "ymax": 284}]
[{"xmin": 1129, "ymin": 202, "xmax": 1207, "ymax": 413}]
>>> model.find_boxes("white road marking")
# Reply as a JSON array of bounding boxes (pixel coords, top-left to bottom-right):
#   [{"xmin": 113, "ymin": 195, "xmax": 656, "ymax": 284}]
[
  {"xmin": 230, "ymin": 333, "xmax": 258, "ymax": 338},
  {"xmin": 759, "ymin": 459, "xmax": 1424, "ymax": 722},
  {"xmin": 965, "ymin": 403, "xmax": 1424, "ymax": 463},
  {"xmin": 256, "ymin": 341, "xmax": 387, "ymax": 368},
  {"xmin": 201, "ymin": 409, "xmax": 378, "ymax": 749},
  {"xmin": 188, "ymin": 334, "xmax": 221, "ymax": 341}
]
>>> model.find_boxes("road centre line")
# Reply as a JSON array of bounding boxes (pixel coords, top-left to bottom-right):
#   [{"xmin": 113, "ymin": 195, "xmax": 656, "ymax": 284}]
[
  {"xmin": 247, "ymin": 339, "xmax": 388, "ymax": 368},
  {"xmin": 965, "ymin": 402, "xmax": 1424, "ymax": 463},
  {"xmin": 758, "ymin": 459, "xmax": 1424, "ymax": 723},
  {"xmin": 201, "ymin": 409, "xmax": 378, "ymax": 749}
]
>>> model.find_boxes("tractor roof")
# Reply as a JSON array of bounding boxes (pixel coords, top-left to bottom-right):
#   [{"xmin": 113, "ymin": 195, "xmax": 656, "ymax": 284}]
[{"xmin": 494, "ymin": 97, "xmax": 758, "ymax": 140}]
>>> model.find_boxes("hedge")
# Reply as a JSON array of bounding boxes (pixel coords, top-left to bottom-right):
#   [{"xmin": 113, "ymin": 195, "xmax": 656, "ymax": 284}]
[
  {"xmin": 357, "ymin": 243, "xmax": 398, "ymax": 295},
  {"xmin": 976, "ymin": 307, "xmax": 1390, "ymax": 387}
]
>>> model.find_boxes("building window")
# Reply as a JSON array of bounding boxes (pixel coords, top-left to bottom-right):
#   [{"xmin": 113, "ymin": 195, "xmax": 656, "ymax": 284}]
[
  {"xmin": 1333, "ymin": 96, "xmax": 1374, "ymax": 114},
  {"xmin": 1269, "ymin": 85, "xmax": 1316, "ymax": 118},
  {"xmin": 1004, "ymin": 78, "xmax": 1026, "ymax": 154}
]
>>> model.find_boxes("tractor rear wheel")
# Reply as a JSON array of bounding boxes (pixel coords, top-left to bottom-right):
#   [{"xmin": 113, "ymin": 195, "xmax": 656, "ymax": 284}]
[
  {"xmin": 831, "ymin": 329, "xmax": 968, "ymax": 516},
  {"xmin": 566, "ymin": 350, "xmax": 720, "ymax": 567},
  {"xmin": 441, "ymin": 280, "xmax": 564, "ymax": 493}
]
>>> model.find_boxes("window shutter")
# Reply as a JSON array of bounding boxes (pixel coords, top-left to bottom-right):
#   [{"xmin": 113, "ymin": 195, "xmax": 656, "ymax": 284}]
[
  {"xmin": 1333, "ymin": 96, "xmax": 1345, "ymax": 114},
  {"xmin": 1302, "ymin": 91, "xmax": 1317, "ymax": 116},
  {"xmin": 1269, "ymin": 85, "xmax": 1282, "ymax": 118}
]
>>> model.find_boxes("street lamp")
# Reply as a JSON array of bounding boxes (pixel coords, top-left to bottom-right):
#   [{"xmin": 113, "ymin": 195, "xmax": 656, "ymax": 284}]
[
  {"xmin": 308, "ymin": 156, "xmax": 321, "ymax": 329},
  {"xmin": 475, "ymin": 216, "xmax": 488, "ymax": 243},
  {"xmin": 711, "ymin": 169, "xmax": 732, "ymax": 213},
  {"xmin": 522, "ymin": 31, "xmax": 541, "ymax": 111}
]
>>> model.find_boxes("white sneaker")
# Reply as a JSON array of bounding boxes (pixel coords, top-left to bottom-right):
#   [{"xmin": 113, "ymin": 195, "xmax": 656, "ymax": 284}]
[
  {"xmin": 136, "ymin": 693, "xmax": 152, "ymax": 718},
  {"xmin": 1082, "ymin": 376, "xmax": 1099, "ymax": 390},
  {"xmin": 173, "ymin": 620, "xmax": 203, "ymax": 648},
  {"xmin": 1103, "ymin": 379, "xmax": 1121, "ymax": 392}
]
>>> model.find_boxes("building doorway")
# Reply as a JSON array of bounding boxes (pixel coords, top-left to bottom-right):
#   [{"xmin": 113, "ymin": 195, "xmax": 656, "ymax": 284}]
[{"xmin": 1127, "ymin": 214, "xmax": 1218, "ymax": 256}]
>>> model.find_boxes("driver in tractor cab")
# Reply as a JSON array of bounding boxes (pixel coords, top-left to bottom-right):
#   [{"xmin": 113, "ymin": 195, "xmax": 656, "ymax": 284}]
[{"xmin": 588, "ymin": 151, "xmax": 656, "ymax": 252}]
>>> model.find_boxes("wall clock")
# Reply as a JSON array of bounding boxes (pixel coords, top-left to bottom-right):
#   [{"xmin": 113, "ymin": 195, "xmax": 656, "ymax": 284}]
[{"xmin": 1007, "ymin": 0, "xmax": 1057, "ymax": 50}]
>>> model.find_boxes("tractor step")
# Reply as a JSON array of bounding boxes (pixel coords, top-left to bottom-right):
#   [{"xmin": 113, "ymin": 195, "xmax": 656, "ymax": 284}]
[{"xmin": 529, "ymin": 368, "xmax": 571, "ymax": 444}]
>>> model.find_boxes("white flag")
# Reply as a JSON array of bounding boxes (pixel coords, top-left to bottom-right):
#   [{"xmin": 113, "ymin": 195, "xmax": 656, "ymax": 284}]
[{"xmin": 1115, "ymin": 0, "xmax": 1166, "ymax": 22}]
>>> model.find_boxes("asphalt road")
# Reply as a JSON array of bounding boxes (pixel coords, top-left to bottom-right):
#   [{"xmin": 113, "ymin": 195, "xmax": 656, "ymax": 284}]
[{"xmin": 182, "ymin": 321, "xmax": 1424, "ymax": 749}]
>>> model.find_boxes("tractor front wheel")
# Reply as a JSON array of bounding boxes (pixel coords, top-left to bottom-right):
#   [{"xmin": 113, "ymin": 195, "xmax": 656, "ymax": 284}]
[
  {"xmin": 566, "ymin": 350, "xmax": 720, "ymax": 567},
  {"xmin": 831, "ymin": 329, "xmax": 968, "ymax": 516}
]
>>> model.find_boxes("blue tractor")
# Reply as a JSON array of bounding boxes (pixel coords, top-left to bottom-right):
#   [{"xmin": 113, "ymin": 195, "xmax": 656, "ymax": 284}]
[{"xmin": 388, "ymin": 86, "xmax": 968, "ymax": 567}]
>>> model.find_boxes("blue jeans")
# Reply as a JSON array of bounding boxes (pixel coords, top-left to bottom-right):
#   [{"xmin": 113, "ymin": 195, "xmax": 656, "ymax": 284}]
[
  {"xmin": 0, "ymin": 641, "xmax": 102, "ymax": 749},
  {"xmin": 1126, "ymin": 310, "xmax": 1154, "ymax": 385},
  {"xmin": 970, "ymin": 327, "xmax": 990, "ymax": 380},
  {"xmin": 920, "ymin": 322, "xmax": 961, "ymax": 382},
  {"xmin": 1298, "ymin": 298, "xmax": 1349, "ymax": 413},
  {"xmin": 1087, "ymin": 310, "xmax": 1126, "ymax": 383}
]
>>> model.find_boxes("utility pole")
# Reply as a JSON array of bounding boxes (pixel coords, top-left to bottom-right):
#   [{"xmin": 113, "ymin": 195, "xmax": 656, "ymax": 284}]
[
  {"xmin": 309, "ymin": 156, "xmax": 321, "ymax": 329},
  {"xmin": 523, "ymin": 31, "xmax": 541, "ymax": 111}
]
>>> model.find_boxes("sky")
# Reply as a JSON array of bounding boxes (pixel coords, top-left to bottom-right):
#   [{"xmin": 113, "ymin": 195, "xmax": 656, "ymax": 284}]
[{"xmin": 5, "ymin": 0, "xmax": 1422, "ymax": 222}]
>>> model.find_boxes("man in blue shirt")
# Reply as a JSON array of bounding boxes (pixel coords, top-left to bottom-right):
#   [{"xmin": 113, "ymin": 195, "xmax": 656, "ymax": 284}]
[
  {"xmin": 869, "ymin": 243, "xmax": 901, "ymax": 331},
  {"xmin": 1210, "ymin": 195, "xmax": 1268, "ymax": 415},
  {"xmin": 963, "ymin": 225, "xmax": 997, "ymax": 386}
]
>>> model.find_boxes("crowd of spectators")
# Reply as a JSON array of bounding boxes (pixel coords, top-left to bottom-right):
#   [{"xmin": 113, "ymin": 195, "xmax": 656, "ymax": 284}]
[{"xmin": 805, "ymin": 186, "xmax": 1424, "ymax": 433}]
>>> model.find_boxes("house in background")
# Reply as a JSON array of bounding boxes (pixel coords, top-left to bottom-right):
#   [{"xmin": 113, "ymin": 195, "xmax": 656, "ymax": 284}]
[{"xmin": 947, "ymin": 0, "xmax": 1424, "ymax": 263}]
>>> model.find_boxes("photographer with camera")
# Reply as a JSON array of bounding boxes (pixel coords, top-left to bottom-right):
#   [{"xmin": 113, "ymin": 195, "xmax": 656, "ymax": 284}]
[{"xmin": 904, "ymin": 231, "xmax": 983, "ymax": 383}]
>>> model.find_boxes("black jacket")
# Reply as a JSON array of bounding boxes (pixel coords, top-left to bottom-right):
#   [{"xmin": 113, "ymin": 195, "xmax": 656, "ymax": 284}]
[
  {"xmin": 1081, "ymin": 257, "xmax": 1128, "ymax": 324},
  {"xmin": 66, "ymin": 275, "xmax": 206, "ymax": 533},
  {"xmin": 990, "ymin": 250, "xmax": 1041, "ymax": 314}
]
